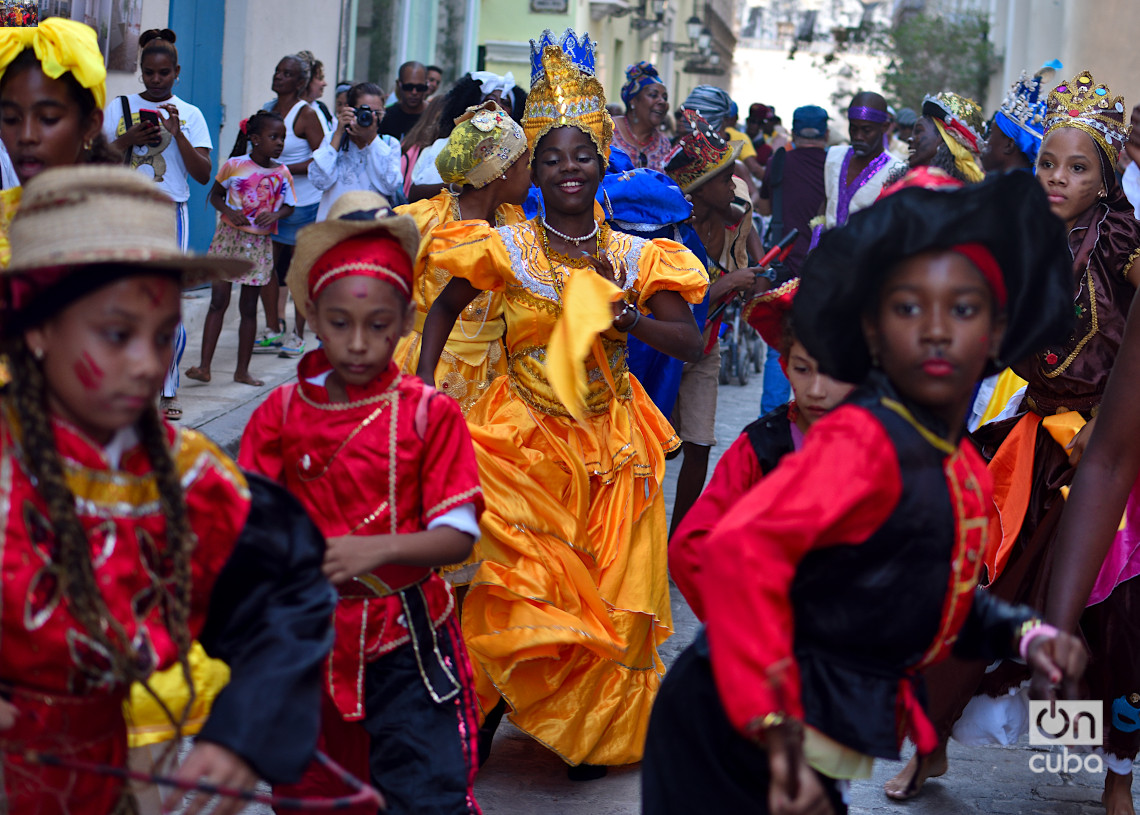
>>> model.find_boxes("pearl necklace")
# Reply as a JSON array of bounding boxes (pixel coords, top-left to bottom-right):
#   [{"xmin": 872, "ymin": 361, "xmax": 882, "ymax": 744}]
[{"xmin": 540, "ymin": 216, "xmax": 599, "ymax": 246}]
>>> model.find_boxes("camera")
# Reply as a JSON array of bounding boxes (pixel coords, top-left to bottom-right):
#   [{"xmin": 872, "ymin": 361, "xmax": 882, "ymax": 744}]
[{"xmin": 354, "ymin": 105, "xmax": 375, "ymax": 128}]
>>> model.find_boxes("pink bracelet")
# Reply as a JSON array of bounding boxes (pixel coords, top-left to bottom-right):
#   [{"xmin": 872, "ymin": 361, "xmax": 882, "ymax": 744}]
[{"xmin": 1019, "ymin": 621, "xmax": 1060, "ymax": 660}]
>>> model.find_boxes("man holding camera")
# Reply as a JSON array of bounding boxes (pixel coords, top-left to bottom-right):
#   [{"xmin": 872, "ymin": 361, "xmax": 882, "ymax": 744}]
[{"xmin": 309, "ymin": 81, "xmax": 404, "ymax": 219}]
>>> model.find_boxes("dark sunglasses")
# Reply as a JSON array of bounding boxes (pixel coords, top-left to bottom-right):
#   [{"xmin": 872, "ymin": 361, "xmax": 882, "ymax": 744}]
[{"xmin": 401, "ymin": 82, "xmax": 429, "ymax": 93}]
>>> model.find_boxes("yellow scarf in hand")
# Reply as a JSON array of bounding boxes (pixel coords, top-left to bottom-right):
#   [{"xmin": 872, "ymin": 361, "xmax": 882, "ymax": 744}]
[{"xmin": 546, "ymin": 267, "xmax": 623, "ymax": 421}]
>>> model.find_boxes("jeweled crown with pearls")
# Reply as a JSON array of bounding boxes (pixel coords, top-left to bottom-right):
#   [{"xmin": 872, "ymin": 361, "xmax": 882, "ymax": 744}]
[
  {"xmin": 530, "ymin": 28, "xmax": 597, "ymax": 80},
  {"xmin": 1045, "ymin": 71, "xmax": 1130, "ymax": 164},
  {"xmin": 522, "ymin": 28, "xmax": 613, "ymax": 163},
  {"xmin": 997, "ymin": 72, "xmax": 1048, "ymax": 140}
]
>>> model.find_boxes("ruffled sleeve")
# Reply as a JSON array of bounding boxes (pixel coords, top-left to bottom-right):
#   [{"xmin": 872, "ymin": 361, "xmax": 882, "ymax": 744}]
[
  {"xmin": 629, "ymin": 236, "xmax": 709, "ymax": 312},
  {"xmin": 427, "ymin": 218, "xmax": 516, "ymax": 293}
]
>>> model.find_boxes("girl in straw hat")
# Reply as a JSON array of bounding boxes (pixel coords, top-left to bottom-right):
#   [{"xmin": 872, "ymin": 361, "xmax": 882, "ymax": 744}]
[
  {"xmin": 393, "ymin": 99, "xmax": 532, "ymax": 419},
  {"xmin": 0, "ymin": 165, "xmax": 334, "ymax": 815},
  {"xmin": 239, "ymin": 190, "xmax": 484, "ymax": 814},
  {"xmin": 0, "ymin": 19, "xmax": 122, "ymax": 267},
  {"xmin": 418, "ymin": 29, "xmax": 708, "ymax": 778}
]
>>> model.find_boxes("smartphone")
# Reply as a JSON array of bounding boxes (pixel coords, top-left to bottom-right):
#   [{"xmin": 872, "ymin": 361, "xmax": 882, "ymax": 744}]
[{"xmin": 138, "ymin": 108, "xmax": 161, "ymax": 128}]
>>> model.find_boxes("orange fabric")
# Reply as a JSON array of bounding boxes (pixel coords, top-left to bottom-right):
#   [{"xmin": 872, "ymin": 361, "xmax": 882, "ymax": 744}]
[
  {"xmin": 1041, "ymin": 411, "xmax": 1086, "ymax": 448},
  {"xmin": 983, "ymin": 412, "xmax": 1041, "ymax": 583}
]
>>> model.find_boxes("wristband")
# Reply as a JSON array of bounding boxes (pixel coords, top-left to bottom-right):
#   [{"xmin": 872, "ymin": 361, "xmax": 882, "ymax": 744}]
[
  {"xmin": 1018, "ymin": 620, "xmax": 1059, "ymax": 661},
  {"xmin": 614, "ymin": 303, "xmax": 641, "ymax": 333}
]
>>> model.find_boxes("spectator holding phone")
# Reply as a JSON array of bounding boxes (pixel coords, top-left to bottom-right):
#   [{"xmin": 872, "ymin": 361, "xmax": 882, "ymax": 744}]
[
  {"xmin": 103, "ymin": 28, "xmax": 213, "ymax": 421},
  {"xmin": 309, "ymin": 82, "xmax": 401, "ymax": 221}
]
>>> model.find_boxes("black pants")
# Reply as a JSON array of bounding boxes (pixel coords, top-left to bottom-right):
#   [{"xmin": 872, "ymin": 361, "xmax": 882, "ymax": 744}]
[
  {"xmin": 362, "ymin": 588, "xmax": 480, "ymax": 815},
  {"xmin": 642, "ymin": 637, "xmax": 848, "ymax": 815}
]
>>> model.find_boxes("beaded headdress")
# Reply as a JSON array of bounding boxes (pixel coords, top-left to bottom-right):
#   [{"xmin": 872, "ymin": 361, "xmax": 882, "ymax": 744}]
[
  {"xmin": 664, "ymin": 110, "xmax": 742, "ymax": 193},
  {"xmin": 922, "ymin": 92, "xmax": 985, "ymax": 155},
  {"xmin": 522, "ymin": 28, "xmax": 613, "ymax": 164},
  {"xmin": 436, "ymin": 102, "xmax": 528, "ymax": 189},
  {"xmin": 993, "ymin": 71, "xmax": 1049, "ymax": 163},
  {"xmin": 1044, "ymin": 71, "xmax": 1130, "ymax": 165}
]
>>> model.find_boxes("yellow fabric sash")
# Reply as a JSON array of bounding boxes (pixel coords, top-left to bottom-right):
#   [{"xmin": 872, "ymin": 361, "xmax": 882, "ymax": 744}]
[{"xmin": 546, "ymin": 268, "xmax": 623, "ymax": 421}]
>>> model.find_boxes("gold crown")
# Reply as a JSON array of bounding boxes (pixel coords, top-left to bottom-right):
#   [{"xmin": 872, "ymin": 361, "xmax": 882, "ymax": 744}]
[
  {"xmin": 1045, "ymin": 71, "xmax": 1130, "ymax": 164},
  {"xmin": 522, "ymin": 45, "xmax": 613, "ymax": 164}
]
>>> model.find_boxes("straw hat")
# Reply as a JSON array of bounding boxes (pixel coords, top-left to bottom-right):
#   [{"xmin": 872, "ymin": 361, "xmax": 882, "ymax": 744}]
[
  {"xmin": 5, "ymin": 166, "xmax": 249, "ymax": 285},
  {"xmin": 285, "ymin": 190, "xmax": 421, "ymax": 318}
]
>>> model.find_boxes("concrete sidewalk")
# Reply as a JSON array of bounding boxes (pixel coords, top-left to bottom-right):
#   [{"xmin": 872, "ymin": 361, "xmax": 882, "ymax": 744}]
[{"xmin": 173, "ymin": 286, "xmax": 301, "ymax": 456}]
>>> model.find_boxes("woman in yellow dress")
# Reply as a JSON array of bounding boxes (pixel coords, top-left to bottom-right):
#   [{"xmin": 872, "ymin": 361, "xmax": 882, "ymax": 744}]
[
  {"xmin": 417, "ymin": 29, "xmax": 708, "ymax": 779},
  {"xmin": 393, "ymin": 101, "xmax": 532, "ymax": 415}
]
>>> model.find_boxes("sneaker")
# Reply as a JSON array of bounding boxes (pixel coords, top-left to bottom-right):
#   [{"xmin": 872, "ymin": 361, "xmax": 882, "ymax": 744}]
[
  {"xmin": 278, "ymin": 332, "xmax": 305, "ymax": 358},
  {"xmin": 252, "ymin": 327, "xmax": 283, "ymax": 354}
]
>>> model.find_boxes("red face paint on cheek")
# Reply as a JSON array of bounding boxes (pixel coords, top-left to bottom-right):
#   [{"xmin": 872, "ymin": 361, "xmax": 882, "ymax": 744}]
[{"xmin": 74, "ymin": 358, "xmax": 99, "ymax": 391}]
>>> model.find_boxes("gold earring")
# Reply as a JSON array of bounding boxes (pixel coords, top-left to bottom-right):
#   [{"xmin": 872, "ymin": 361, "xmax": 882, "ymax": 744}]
[
  {"xmin": 83, "ymin": 138, "xmax": 93, "ymax": 150},
  {"xmin": 1099, "ymin": 189, "xmax": 1108, "ymax": 198}
]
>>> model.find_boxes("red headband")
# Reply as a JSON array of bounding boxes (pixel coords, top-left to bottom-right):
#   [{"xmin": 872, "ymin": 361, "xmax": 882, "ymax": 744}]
[
  {"xmin": 308, "ymin": 234, "xmax": 413, "ymax": 302},
  {"xmin": 951, "ymin": 243, "xmax": 1006, "ymax": 309}
]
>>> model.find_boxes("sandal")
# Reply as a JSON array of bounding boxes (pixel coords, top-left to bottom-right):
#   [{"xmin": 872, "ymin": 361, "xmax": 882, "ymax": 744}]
[{"xmin": 160, "ymin": 397, "xmax": 182, "ymax": 421}]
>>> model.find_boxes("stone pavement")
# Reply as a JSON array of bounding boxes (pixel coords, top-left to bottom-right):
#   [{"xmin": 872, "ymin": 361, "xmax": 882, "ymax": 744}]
[{"xmin": 177, "ymin": 296, "xmax": 1132, "ymax": 814}]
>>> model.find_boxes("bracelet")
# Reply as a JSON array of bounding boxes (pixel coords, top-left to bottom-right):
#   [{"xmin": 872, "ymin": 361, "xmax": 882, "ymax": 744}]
[
  {"xmin": 614, "ymin": 303, "xmax": 641, "ymax": 333},
  {"xmin": 1018, "ymin": 619, "xmax": 1059, "ymax": 661}
]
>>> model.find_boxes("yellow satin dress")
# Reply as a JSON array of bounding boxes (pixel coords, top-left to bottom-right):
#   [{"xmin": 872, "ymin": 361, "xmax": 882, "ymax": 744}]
[
  {"xmin": 427, "ymin": 215, "xmax": 708, "ymax": 766},
  {"xmin": 393, "ymin": 191, "xmax": 524, "ymax": 415}
]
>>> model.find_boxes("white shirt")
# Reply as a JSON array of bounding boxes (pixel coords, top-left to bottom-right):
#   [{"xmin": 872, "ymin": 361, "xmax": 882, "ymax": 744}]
[
  {"xmin": 309, "ymin": 130, "xmax": 404, "ymax": 221},
  {"xmin": 410, "ymin": 137, "xmax": 449, "ymax": 186},
  {"xmin": 823, "ymin": 145, "xmax": 906, "ymax": 229},
  {"xmin": 0, "ymin": 141, "xmax": 16, "ymax": 190},
  {"xmin": 103, "ymin": 93, "xmax": 212, "ymax": 203}
]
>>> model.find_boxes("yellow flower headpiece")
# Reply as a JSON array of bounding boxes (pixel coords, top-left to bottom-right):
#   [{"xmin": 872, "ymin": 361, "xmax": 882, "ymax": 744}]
[
  {"xmin": 0, "ymin": 19, "xmax": 107, "ymax": 110},
  {"xmin": 522, "ymin": 31, "xmax": 613, "ymax": 165},
  {"xmin": 1044, "ymin": 71, "xmax": 1130, "ymax": 165},
  {"xmin": 436, "ymin": 101, "xmax": 528, "ymax": 189}
]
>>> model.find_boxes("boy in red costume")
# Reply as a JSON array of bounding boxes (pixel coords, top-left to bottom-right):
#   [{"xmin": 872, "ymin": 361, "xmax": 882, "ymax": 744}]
[{"xmin": 240, "ymin": 191, "xmax": 484, "ymax": 815}]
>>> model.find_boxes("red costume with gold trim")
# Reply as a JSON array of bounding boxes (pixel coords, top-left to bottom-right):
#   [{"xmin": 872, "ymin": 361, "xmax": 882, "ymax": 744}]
[
  {"xmin": 642, "ymin": 373, "xmax": 1040, "ymax": 812},
  {"xmin": 0, "ymin": 404, "xmax": 333, "ymax": 814},
  {"xmin": 239, "ymin": 350, "xmax": 484, "ymax": 812}
]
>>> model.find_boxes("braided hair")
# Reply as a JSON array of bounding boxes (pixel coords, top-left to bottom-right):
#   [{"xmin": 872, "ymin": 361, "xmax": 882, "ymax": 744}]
[{"xmin": 5, "ymin": 339, "xmax": 197, "ymax": 733}]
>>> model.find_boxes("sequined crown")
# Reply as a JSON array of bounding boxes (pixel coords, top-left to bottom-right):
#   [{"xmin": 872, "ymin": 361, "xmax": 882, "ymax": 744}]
[
  {"xmin": 522, "ymin": 28, "xmax": 613, "ymax": 162},
  {"xmin": 998, "ymin": 72, "xmax": 1049, "ymax": 139},
  {"xmin": 922, "ymin": 92, "xmax": 985, "ymax": 153},
  {"xmin": 530, "ymin": 28, "xmax": 597, "ymax": 82},
  {"xmin": 1045, "ymin": 71, "xmax": 1130, "ymax": 164}
]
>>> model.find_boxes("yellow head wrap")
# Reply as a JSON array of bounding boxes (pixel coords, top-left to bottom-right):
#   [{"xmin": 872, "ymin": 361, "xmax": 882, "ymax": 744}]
[
  {"xmin": 0, "ymin": 19, "xmax": 107, "ymax": 110},
  {"xmin": 933, "ymin": 119, "xmax": 984, "ymax": 184},
  {"xmin": 435, "ymin": 102, "xmax": 528, "ymax": 189}
]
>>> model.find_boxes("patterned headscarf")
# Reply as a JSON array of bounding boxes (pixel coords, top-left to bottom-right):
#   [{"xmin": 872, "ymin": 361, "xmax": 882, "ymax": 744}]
[
  {"xmin": 922, "ymin": 92, "xmax": 986, "ymax": 184},
  {"xmin": 0, "ymin": 18, "xmax": 107, "ymax": 109},
  {"xmin": 436, "ymin": 101, "xmax": 527, "ymax": 188},
  {"xmin": 621, "ymin": 61, "xmax": 664, "ymax": 107},
  {"xmin": 681, "ymin": 85, "xmax": 733, "ymax": 132},
  {"xmin": 664, "ymin": 110, "xmax": 742, "ymax": 193}
]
